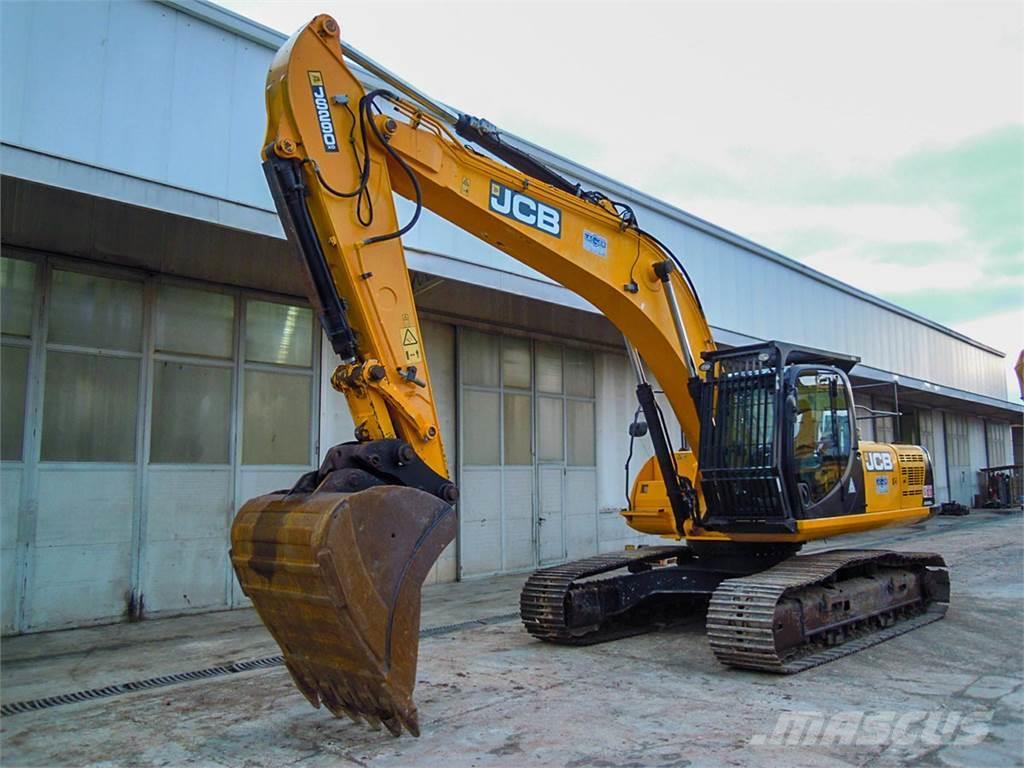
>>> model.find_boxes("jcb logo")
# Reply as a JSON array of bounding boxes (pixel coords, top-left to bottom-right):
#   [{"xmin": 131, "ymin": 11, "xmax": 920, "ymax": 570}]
[
  {"xmin": 488, "ymin": 181, "xmax": 561, "ymax": 237},
  {"xmin": 865, "ymin": 451, "xmax": 894, "ymax": 472},
  {"xmin": 307, "ymin": 71, "xmax": 338, "ymax": 153}
]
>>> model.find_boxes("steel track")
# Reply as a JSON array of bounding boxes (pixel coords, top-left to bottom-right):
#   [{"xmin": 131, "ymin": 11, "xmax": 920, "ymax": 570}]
[
  {"xmin": 520, "ymin": 546, "xmax": 688, "ymax": 643},
  {"xmin": 706, "ymin": 549, "xmax": 949, "ymax": 672}
]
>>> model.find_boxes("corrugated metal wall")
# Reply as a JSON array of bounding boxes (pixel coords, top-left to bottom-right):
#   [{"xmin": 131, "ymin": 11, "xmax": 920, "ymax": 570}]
[
  {"xmin": 0, "ymin": 0, "xmax": 1010, "ymax": 401},
  {"xmin": 0, "ymin": 1, "xmax": 268, "ymax": 210},
  {"xmin": 634, "ymin": 205, "xmax": 1009, "ymax": 398}
]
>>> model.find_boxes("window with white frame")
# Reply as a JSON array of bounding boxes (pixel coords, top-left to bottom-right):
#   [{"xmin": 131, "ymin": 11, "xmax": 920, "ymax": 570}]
[
  {"xmin": 241, "ymin": 299, "xmax": 315, "ymax": 466},
  {"xmin": 41, "ymin": 269, "xmax": 144, "ymax": 462},
  {"xmin": 986, "ymin": 422, "xmax": 1009, "ymax": 468},
  {"xmin": 460, "ymin": 329, "xmax": 596, "ymax": 468},
  {"xmin": 150, "ymin": 283, "xmax": 236, "ymax": 464}
]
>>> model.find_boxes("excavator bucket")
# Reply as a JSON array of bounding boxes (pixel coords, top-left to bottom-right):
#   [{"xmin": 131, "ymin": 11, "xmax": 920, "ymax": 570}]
[{"xmin": 230, "ymin": 485, "xmax": 456, "ymax": 736}]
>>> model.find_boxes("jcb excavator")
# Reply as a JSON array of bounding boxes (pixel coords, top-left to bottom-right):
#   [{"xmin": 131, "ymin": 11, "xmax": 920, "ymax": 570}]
[{"xmin": 231, "ymin": 14, "xmax": 949, "ymax": 737}]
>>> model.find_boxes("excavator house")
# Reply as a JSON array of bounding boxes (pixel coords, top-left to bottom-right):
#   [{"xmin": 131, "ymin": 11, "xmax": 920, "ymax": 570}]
[{"xmin": 229, "ymin": 14, "xmax": 950, "ymax": 737}]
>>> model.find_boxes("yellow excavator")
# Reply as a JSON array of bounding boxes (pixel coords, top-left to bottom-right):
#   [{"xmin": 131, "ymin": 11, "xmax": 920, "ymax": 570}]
[{"xmin": 231, "ymin": 14, "xmax": 949, "ymax": 737}]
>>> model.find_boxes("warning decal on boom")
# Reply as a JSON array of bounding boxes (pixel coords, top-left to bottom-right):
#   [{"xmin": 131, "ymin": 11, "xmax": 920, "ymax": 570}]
[{"xmin": 401, "ymin": 325, "xmax": 421, "ymax": 363}]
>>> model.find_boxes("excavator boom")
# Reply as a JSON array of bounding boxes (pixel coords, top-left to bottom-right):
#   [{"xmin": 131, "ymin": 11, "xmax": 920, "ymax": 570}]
[{"xmin": 232, "ymin": 13, "xmax": 948, "ymax": 737}]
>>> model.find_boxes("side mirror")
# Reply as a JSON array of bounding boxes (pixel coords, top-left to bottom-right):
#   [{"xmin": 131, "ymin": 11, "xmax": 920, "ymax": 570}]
[{"xmin": 628, "ymin": 420, "xmax": 649, "ymax": 438}]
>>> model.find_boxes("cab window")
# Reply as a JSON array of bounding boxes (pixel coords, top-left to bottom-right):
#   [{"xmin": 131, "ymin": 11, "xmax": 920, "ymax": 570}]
[{"xmin": 792, "ymin": 371, "xmax": 851, "ymax": 505}]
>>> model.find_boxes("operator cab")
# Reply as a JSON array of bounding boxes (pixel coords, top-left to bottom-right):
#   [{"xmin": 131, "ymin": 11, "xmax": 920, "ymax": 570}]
[{"xmin": 694, "ymin": 342, "xmax": 865, "ymax": 533}]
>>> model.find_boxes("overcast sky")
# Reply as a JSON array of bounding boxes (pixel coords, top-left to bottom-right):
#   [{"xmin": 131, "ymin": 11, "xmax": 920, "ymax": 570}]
[{"xmin": 222, "ymin": 0, "xmax": 1023, "ymax": 400}]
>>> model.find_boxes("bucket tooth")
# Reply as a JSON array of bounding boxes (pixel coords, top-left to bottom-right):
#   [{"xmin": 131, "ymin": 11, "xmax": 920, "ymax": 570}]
[
  {"xmin": 283, "ymin": 660, "xmax": 320, "ymax": 708},
  {"xmin": 382, "ymin": 714, "xmax": 403, "ymax": 737},
  {"xmin": 231, "ymin": 485, "xmax": 456, "ymax": 736}
]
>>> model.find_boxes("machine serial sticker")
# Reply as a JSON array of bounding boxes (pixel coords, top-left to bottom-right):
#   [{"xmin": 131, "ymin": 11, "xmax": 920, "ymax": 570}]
[
  {"xmin": 307, "ymin": 71, "xmax": 338, "ymax": 153},
  {"xmin": 583, "ymin": 230, "xmax": 608, "ymax": 257},
  {"xmin": 488, "ymin": 181, "xmax": 561, "ymax": 237},
  {"xmin": 875, "ymin": 476, "xmax": 890, "ymax": 494},
  {"xmin": 864, "ymin": 451, "xmax": 894, "ymax": 471}
]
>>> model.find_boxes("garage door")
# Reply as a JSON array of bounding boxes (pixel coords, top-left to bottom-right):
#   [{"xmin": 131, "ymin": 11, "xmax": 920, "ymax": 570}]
[
  {"xmin": 0, "ymin": 253, "xmax": 319, "ymax": 633},
  {"xmin": 458, "ymin": 329, "xmax": 597, "ymax": 577},
  {"xmin": 945, "ymin": 413, "xmax": 972, "ymax": 506}
]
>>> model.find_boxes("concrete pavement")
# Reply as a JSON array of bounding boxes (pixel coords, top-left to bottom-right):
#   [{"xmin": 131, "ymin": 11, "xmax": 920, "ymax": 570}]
[{"xmin": 2, "ymin": 510, "xmax": 1022, "ymax": 767}]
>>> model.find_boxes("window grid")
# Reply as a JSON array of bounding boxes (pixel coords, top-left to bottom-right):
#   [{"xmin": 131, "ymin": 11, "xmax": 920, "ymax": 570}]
[
  {"xmin": 41, "ymin": 267, "xmax": 145, "ymax": 463},
  {"xmin": 459, "ymin": 330, "xmax": 596, "ymax": 468},
  {"xmin": 1, "ymin": 256, "xmax": 37, "ymax": 462},
  {"xmin": 0, "ymin": 254, "xmax": 319, "ymax": 470},
  {"xmin": 460, "ymin": 329, "xmax": 521, "ymax": 467},
  {"xmin": 240, "ymin": 297, "xmax": 317, "ymax": 467},
  {"xmin": 946, "ymin": 414, "xmax": 970, "ymax": 467},
  {"xmin": 986, "ymin": 422, "xmax": 1009, "ymax": 468},
  {"xmin": 0, "ymin": 251, "xmax": 324, "ymax": 632}
]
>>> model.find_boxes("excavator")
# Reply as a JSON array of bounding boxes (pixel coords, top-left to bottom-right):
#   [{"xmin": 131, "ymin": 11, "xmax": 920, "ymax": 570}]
[{"xmin": 230, "ymin": 14, "xmax": 950, "ymax": 737}]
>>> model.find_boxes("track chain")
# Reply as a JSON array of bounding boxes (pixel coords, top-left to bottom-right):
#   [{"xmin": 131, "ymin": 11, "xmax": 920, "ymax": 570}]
[
  {"xmin": 706, "ymin": 549, "xmax": 948, "ymax": 673},
  {"xmin": 520, "ymin": 546, "xmax": 687, "ymax": 643}
]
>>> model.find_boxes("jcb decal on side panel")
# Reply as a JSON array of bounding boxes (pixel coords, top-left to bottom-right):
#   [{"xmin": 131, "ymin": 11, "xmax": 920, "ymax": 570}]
[
  {"xmin": 864, "ymin": 451, "xmax": 894, "ymax": 471},
  {"xmin": 307, "ymin": 71, "xmax": 338, "ymax": 152},
  {"xmin": 488, "ymin": 181, "xmax": 561, "ymax": 237}
]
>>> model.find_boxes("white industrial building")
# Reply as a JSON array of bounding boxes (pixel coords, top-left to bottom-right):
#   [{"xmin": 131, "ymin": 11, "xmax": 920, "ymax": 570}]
[{"xmin": 1, "ymin": 0, "xmax": 1019, "ymax": 635}]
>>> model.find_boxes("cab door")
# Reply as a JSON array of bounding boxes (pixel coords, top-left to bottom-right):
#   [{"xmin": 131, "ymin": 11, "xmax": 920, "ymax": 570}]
[{"xmin": 784, "ymin": 367, "xmax": 865, "ymax": 519}]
